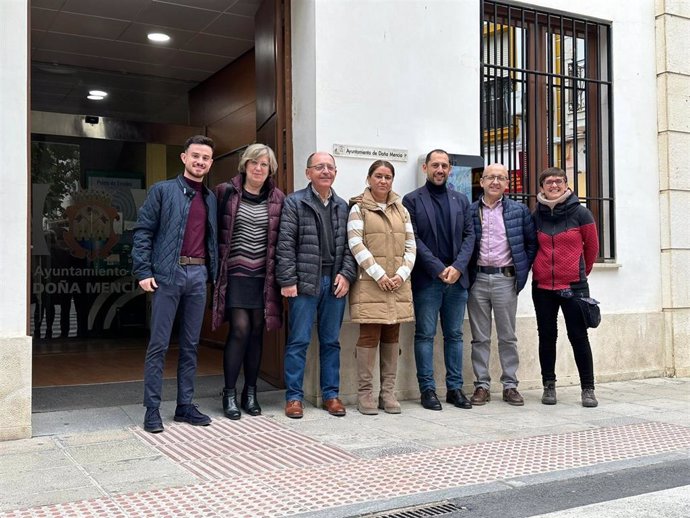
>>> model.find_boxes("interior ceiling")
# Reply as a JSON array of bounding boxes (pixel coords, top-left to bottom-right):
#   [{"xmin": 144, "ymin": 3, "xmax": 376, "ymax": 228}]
[{"xmin": 31, "ymin": 0, "xmax": 261, "ymax": 125}]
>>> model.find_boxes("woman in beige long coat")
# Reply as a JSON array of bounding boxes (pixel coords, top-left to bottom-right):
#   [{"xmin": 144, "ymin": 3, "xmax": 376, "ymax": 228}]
[{"xmin": 347, "ymin": 160, "xmax": 416, "ymax": 415}]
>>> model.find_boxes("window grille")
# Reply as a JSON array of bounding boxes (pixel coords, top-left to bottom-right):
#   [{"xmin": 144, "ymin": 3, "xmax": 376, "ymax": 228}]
[
  {"xmin": 483, "ymin": 77, "xmax": 513, "ymax": 128},
  {"xmin": 481, "ymin": 1, "xmax": 615, "ymax": 260}
]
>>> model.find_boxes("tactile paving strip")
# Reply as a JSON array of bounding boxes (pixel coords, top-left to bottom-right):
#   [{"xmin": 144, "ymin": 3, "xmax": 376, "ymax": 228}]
[
  {"xmin": 3, "ymin": 421, "xmax": 690, "ymax": 517},
  {"xmin": 132, "ymin": 416, "xmax": 358, "ymax": 480}
]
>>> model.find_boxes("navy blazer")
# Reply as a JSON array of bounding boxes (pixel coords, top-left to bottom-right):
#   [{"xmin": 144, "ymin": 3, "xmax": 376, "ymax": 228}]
[{"xmin": 402, "ymin": 183, "xmax": 475, "ymax": 291}]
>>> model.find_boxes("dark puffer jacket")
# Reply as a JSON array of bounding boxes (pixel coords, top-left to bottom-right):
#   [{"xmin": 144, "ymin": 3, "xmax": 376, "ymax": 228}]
[
  {"xmin": 532, "ymin": 192, "xmax": 599, "ymax": 291},
  {"xmin": 211, "ymin": 174, "xmax": 285, "ymax": 331},
  {"xmin": 132, "ymin": 175, "xmax": 218, "ymax": 286},
  {"xmin": 276, "ymin": 184, "xmax": 357, "ymax": 296},
  {"xmin": 469, "ymin": 196, "xmax": 537, "ymax": 293}
]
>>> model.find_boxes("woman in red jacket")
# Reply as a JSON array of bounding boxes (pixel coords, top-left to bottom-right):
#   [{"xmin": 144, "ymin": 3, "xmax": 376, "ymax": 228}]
[
  {"xmin": 532, "ymin": 167, "xmax": 599, "ymax": 408},
  {"xmin": 211, "ymin": 144, "xmax": 285, "ymax": 419}
]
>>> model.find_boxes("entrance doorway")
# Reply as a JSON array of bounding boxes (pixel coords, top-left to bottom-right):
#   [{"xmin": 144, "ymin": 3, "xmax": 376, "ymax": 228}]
[{"xmin": 29, "ymin": 0, "xmax": 292, "ymax": 404}]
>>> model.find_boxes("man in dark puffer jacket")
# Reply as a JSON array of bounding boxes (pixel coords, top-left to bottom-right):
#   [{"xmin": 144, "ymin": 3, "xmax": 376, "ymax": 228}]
[
  {"xmin": 276, "ymin": 152, "xmax": 357, "ymax": 419},
  {"xmin": 132, "ymin": 135, "xmax": 218, "ymax": 434},
  {"xmin": 467, "ymin": 164, "xmax": 537, "ymax": 407}
]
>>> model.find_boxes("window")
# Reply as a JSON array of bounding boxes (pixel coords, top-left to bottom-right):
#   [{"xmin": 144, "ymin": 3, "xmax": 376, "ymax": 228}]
[
  {"xmin": 481, "ymin": 1, "xmax": 615, "ymax": 260},
  {"xmin": 483, "ymin": 76, "xmax": 513, "ymax": 129}
]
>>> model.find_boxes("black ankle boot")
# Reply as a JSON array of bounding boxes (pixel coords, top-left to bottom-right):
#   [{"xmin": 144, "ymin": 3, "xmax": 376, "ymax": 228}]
[
  {"xmin": 241, "ymin": 386, "xmax": 262, "ymax": 416},
  {"xmin": 222, "ymin": 388, "xmax": 241, "ymax": 420}
]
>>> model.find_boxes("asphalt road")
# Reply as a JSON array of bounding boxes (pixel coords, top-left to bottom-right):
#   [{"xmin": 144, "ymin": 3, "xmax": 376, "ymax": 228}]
[{"xmin": 444, "ymin": 458, "xmax": 690, "ymax": 517}]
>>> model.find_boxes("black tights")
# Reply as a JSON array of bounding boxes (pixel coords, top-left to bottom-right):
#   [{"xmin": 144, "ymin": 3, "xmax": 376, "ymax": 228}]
[{"xmin": 223, "ymin": 308, "xmax": 265, "ymax": 389}]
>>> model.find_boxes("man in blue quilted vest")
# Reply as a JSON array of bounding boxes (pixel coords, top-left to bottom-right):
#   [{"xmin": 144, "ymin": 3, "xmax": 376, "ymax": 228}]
[
  {"xmin": 132, "ymin": 135, "xmax": 218, "ymax": 433},
  {"xmin": 467, "ymin": 163, "xmax": 537, "ymax": 407}
]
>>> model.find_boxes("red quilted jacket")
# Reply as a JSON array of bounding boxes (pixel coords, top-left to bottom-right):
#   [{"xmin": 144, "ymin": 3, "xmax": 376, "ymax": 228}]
[{"xmin": 532, "ymin": 193, "xmax": 599, "ymax": 290}]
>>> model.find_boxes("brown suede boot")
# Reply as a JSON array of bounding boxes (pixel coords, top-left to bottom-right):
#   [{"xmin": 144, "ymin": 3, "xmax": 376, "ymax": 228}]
[
  {"xmin": 378, "ymin": 342, "xmax": 401, "ymax": 414},
  {"xmin": 356, "ymin": 346, "xmax": 378, "ymax": 415}
]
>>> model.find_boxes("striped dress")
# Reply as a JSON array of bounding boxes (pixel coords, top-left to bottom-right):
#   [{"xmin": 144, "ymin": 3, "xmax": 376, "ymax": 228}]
[{"xmin": 226, "ymin": 190, "xmax": 269, "ymax": 309}]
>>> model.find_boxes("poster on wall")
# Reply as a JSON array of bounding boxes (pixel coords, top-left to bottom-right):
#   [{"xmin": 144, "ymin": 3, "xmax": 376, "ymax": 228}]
[{"xmin": 417, "ymin": 153, "xmax": 485, "ymax": 201}]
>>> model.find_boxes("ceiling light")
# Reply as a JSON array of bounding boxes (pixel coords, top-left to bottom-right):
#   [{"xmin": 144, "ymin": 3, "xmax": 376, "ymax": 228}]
[
  {"xmin": 89, "ymin": 90, "xmax": 108, "ymax": 97},
  {"xmin": 87, "ymin": 95, "xmax": 105, "ymax": 100},
  {"xmin": 148, "ymin": 32, "xmax": 171, "ymax": 43}
]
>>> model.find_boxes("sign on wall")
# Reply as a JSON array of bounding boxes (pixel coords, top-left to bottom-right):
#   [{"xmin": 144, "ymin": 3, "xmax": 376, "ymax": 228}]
[{"xmin": 333, "ymin": 144, "xmax": 408, "ymax": 162}]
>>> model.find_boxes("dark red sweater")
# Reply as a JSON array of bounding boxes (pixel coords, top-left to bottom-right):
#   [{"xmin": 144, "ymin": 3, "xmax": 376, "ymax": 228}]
[{"xmin": 180, "ymin": 177, "xmax": 206, "ymax": 259}]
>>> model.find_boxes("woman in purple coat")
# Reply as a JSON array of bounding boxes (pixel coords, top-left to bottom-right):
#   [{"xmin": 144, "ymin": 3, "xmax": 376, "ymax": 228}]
[{"xmin": 211, "ymin": 144, "xmax": 285, "ymax": 419}]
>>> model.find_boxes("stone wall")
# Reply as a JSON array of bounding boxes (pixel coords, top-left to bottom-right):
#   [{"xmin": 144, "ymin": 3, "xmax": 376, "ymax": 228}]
[{"xmin": 656, "ymin": 0, "xmax": 690, "ymax": 377}]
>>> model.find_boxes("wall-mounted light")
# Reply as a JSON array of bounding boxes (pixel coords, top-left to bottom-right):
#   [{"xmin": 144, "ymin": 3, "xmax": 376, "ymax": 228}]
[{"xmin": 148, "ymin": 32, "xmax": 171, "ymax": 43}]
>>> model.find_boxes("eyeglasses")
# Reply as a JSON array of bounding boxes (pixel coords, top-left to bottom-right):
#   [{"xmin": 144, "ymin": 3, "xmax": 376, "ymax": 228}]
[
  {"xmin": 482, "ymin": 175, "xmax": 508, "ymax": 183},
  {"xmin": 248, "ymin": 159, "xmax": 270, "ymax": 169},
  {"xmin": 543, "ymin": 178, "xmax": 565, "ymax": 186},
  {"xmin": 308, "ymin": 163, "xmax": 337, "ymax": 173}
]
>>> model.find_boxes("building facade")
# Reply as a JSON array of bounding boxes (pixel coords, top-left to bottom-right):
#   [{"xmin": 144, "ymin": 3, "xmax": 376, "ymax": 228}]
[{"xmin": 1, "ymin": 0, "xmax": 688, "ymax": 440}]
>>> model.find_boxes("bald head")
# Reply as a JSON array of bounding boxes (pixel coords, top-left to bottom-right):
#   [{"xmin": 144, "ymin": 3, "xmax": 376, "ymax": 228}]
[
  {"xmin": 480, "ymin": 163, "xmax": 510, "ymax": 204},
  {"xmin": 483, "ymin": 163, "xmax": 508, "ymax": 177}
]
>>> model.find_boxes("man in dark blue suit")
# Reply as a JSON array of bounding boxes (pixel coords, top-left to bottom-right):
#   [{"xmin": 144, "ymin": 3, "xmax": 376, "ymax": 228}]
[{"xmin": 402, "ymin": 149, "xmax": 475, "ymax": 411}]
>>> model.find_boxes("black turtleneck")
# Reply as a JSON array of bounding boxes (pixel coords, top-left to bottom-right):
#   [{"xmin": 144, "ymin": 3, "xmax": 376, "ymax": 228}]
[{"xmin": 426, "ymin": 180, "xmax": 453, "ymax": 265}]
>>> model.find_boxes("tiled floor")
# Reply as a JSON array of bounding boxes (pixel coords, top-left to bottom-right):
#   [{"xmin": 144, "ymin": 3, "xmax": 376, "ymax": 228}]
[
  {"xmin": 33, "ymin": 343, "xmax": 223, "ymax": 386},
  {"xmin": 3, "ymin": 417, "xmax": 690, "ymax": 517}
]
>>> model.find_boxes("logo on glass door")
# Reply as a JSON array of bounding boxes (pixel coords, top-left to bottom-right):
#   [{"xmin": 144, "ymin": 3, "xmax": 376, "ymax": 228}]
[{"xmin": 63, "ymin": 189, "xmax": 121, "ymax": 260}]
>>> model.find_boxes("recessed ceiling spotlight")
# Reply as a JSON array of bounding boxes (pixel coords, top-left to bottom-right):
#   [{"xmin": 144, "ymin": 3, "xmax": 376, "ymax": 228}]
[
  {"xmin": 148, "ymin": 32, "xmax": 171, "ymax": 43},
  {"xmin": 89, "ymin": 90, "xmax": 108, "ymax": 97},
  {"xmin": 87, "ymin": 95, "xmax": 105, "ymax": 100}
]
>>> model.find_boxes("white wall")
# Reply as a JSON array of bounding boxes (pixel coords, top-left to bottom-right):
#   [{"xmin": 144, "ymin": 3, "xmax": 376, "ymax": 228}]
[
  {"xmin": 293, "ymin": 0, "xmax": 480, "ymax": 194},
  {"xmin": 0, "ymin": 0, "xmax": 32, "ymax": 440},
  {"xmin": 0, "ymin": 0, "xmax": 30, "ymax": 335},
  {"xmin": 291, "ymin": 0, "xmax": 318, "ymax": 180},
  {"xmin": 291, "ymin": 0, "xmax": 661, "ymax": 317}
]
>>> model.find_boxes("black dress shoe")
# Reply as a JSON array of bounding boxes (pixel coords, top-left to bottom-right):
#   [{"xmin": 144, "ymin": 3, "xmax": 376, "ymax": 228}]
[
  {"xmin": 446, "ymin": 388, "xmax": 472, "ymax": 409},
  {"xmin": 144, "ymin": 407, "xmax": 164, "ymax": 433},
  {"xmin": 420, "ymin": 389, "xmax": 442, "ymax": 411},
  {"xmin": 174, "ymin": 404, "xmax": 212, "ymax": 426}
]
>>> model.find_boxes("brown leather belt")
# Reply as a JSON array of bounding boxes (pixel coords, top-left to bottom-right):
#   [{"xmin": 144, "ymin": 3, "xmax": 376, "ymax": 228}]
[
  {"xmin": 477, "ymin": 265, "xmax": 515, "ymax": 276},
  {"xmin": 179, "ymin": 256, "xmax": 205, "ymax": 266}
]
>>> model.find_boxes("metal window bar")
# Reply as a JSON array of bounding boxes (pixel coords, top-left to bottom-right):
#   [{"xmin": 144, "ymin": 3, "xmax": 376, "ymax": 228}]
[
  {"xmin": 480, "ymin": 0, "xmax": 615, "ymax": 260},
  {"xmin": 560, "ymin": 16, "xmax": 566, "ymax": 172}
]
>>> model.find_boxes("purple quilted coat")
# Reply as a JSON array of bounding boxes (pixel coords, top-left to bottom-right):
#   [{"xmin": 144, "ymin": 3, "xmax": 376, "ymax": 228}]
[{"xmin": 211, "ymin": 174, "xmax": 285, "ymax": 331}]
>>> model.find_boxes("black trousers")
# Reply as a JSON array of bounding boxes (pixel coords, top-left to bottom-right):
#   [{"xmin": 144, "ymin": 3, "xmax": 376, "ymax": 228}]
[{"xmin": 532, "ymin": 287, "xmax": 594, "ymax": 389}]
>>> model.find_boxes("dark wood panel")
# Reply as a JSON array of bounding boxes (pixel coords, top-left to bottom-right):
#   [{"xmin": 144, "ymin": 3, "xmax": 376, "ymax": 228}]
[
  {"xmin": 260, "ymin": 328, "xmax": 285, "ymax": 388},
  {"xmin": 255, "ymin": 0, "xmax": 277, "ymax": 129},
  {"xmin": 256, "ymin": 113, "xmax": 277, "ymax": 150},
  {"xmin": 189, "ymin": 51, "xmax": 256, "ymax": 127},
  {"xmin": 208, "ymin": 153, "xmax": 242, "ymax": 188},
  {"xmin": 207, "ymin": 102, "xmax": 257, "ymax": 156}
]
